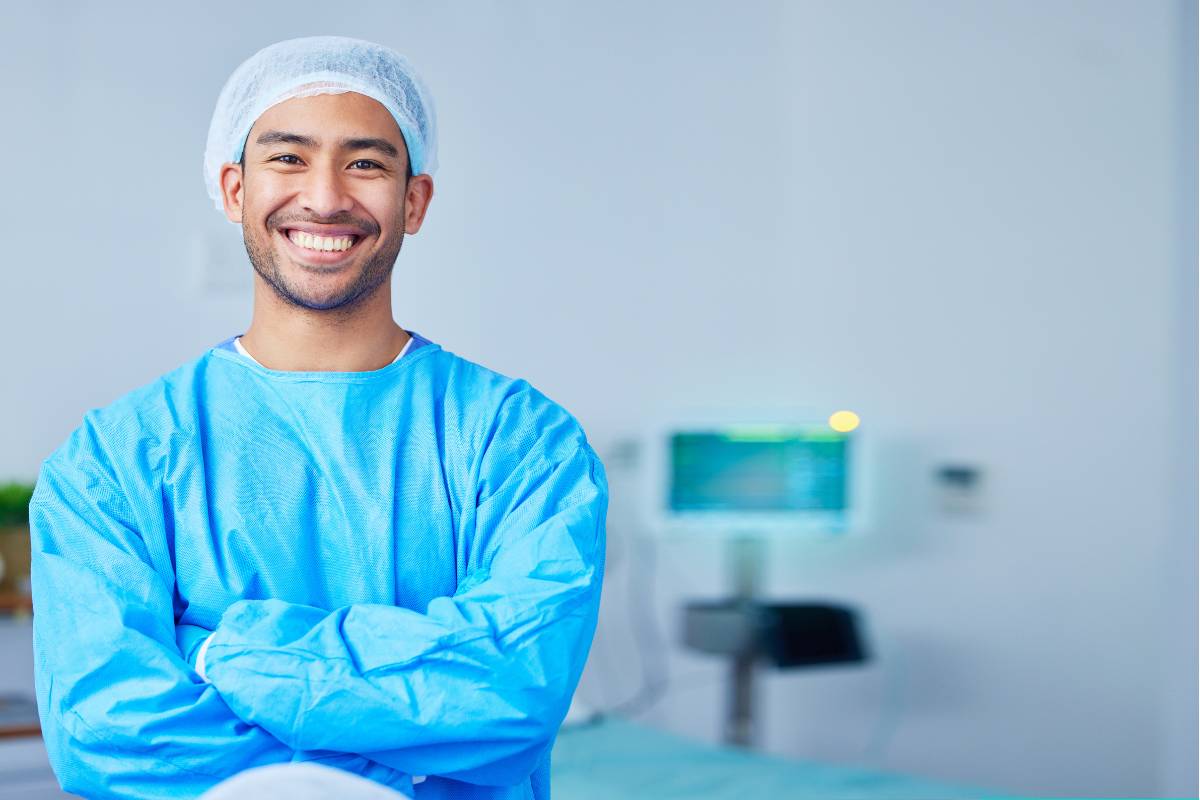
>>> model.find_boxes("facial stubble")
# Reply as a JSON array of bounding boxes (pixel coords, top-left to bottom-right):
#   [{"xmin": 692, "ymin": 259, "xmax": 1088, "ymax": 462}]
[{"xmin": 241, "ymin": 186, "xmax": 406, "ymax": 316}]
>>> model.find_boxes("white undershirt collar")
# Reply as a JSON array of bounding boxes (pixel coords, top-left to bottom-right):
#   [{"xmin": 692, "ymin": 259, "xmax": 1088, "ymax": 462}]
[{"xmin": 233, "ymin": 335, "xmax": 413, "ymax": 368}]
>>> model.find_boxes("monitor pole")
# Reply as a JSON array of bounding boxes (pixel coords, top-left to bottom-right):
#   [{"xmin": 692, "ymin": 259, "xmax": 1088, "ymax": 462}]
[{"xmin": 727, "ymin": 535, "xmax": 764, "ymax": 748}]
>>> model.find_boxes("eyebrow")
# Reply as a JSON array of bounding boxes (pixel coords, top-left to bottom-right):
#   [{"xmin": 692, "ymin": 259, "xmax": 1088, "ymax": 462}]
[{"xmin": 254, "ymin": 130, "xmax": 400, "ymax": 159}]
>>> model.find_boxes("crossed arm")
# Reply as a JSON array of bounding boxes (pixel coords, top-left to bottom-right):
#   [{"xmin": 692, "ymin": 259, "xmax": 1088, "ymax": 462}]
[{"xmin": 29, "ymin": 426, "xmax": 607, "ymax": 799}]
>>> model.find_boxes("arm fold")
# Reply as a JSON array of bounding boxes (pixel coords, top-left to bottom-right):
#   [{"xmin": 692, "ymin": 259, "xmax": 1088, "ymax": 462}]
[
  {"xmin": 30, "ymin": 435, "xmax": 406, "ymax": 799},
  {"xmin": 200, "ymin": 442, "xmax": 608, "ymax": 787}
]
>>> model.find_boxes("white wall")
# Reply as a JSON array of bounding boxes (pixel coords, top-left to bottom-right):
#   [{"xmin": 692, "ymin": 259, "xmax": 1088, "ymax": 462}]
[{"xmin": 0, "ymin": 1, "xmax": 1194, "ymax": 797}]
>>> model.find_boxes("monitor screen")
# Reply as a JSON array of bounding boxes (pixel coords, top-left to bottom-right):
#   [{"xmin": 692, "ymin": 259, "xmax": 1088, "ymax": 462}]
[{"xmin": 669, "ymin": 429, "xmax": 851, "ymax": 513}]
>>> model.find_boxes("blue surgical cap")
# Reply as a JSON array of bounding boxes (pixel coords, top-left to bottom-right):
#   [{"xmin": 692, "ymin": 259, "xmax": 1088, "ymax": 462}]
[{"xmin": 203, "ymin": 36, "xmax": 438, "ymax": 213}]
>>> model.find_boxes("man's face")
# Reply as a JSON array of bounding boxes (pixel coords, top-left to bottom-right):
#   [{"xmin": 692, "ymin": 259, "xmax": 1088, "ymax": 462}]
[{"xmin": 220, "ymin": 91, "xmax": 431, "ymax": 313}]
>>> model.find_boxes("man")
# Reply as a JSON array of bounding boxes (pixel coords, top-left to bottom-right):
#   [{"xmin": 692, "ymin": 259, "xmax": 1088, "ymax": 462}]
[{"xmin": 29, "ymin": 36, "xmax": 607, "ymax": 800}]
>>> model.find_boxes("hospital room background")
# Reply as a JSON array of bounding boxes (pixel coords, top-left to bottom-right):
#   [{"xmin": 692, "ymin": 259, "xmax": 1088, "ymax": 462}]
[{"xmin": 0, "ymin": 1, "xmax": 1196, "ymax": 798}]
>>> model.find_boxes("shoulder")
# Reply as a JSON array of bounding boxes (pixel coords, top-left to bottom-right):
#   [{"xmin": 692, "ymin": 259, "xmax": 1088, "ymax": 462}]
[
  {"xmin": 42, "ymin": 350, "xmax": 217, "ymax": 481},
  {"xmin": 422, "ymin": 347, "xmax": 604, "ymax": 510},
  {"xmin": 427, "ymin": 345, "xmax": 592, "ymax": 459}
]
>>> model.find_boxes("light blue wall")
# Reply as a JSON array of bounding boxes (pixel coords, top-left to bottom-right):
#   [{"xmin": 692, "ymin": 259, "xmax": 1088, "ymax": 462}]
[{"xmin": 0, "ymin": 1, "xmax": 1193, "ymax": 796}]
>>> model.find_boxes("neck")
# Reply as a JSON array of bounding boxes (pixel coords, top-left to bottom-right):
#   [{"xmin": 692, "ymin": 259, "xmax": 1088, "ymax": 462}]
[{"xmin": 239, "ymin": 275, "xmax": 410, "ymax": 372}]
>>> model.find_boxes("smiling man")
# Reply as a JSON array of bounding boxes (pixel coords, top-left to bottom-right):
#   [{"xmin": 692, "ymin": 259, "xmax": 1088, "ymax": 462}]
[
  {"xmin": 230, "ymin": 89, "xmax": 431, "ymax": 370},
  {"xmin": 28, "ymin": 36, "xmax": 607, "ymax": 800}
]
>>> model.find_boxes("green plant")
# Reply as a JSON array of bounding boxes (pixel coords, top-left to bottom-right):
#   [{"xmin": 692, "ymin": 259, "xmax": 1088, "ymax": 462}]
[{"xmin": 0, "ymin": 482, "xmax": 36, "ymax": 527}]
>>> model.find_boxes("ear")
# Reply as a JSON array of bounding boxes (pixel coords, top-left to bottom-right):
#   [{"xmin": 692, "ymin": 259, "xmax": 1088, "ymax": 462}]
[
  {"xmin": 219, "ymin": 163, "xmax": 246, "ymax": 224},
  {"xmin": 403, "ymin": 175, "xmax": 435, "ymax": 235}
]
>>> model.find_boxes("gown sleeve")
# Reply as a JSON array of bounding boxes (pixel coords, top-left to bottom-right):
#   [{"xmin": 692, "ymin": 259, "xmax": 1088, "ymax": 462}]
[
  {"xmin": 28, "ymin": 424, "xmax": 407, "ymax": 799},
  {"xmin": 195, "ymin": 410, "xmax": 608, "ymax": 788}
]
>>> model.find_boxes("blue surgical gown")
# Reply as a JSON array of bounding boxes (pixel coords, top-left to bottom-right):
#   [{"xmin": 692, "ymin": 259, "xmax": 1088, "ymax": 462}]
[{"xmin": 28, "ymin": 333, "xmax": 608, "ymax": 800}]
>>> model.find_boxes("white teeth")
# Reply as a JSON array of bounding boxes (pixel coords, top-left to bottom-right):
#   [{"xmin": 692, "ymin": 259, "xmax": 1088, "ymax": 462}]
[{"xmin": 286, "ymin": 230, "xmax": 356, "ymax": 252}]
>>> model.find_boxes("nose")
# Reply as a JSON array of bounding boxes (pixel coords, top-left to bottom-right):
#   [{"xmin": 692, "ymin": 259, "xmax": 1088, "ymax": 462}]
[{"xmin": 298, "ymin": 161, "xmax": 354, "ymax": 218}]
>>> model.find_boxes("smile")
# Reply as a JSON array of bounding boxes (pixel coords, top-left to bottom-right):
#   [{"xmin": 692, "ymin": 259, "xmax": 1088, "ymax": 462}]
[
  {"xmin": 277, "ymin": 228, "xmax": 366, "ymax": 265},
  {"xmin": 288, "ymin": 230, "xmax": 357, "ymax": 252}
]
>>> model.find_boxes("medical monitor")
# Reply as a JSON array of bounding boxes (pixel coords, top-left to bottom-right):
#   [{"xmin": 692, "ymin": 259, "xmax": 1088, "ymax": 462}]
[{"xmin": 647, "ymin": 421, "xmax": 868, "ymax": 538}]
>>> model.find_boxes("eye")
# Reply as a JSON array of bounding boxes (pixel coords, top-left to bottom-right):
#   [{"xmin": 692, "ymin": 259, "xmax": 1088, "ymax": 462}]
[
  {"xmin": 351, "ymin": 159, "xmax": 383, "ymax": 170},
  {"xmin": 269, "ymin": 154, "xmax": 303, "ymax": 165}
]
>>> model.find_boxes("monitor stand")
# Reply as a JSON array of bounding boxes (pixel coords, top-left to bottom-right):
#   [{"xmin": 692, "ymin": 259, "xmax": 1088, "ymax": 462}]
[
  {"xmin": 681, "ymin": 535, "xmax": 867, "ymax": 749},
  {"xmin": 727, "ymin": 535, "xmax": 764, "ymax": 748}
]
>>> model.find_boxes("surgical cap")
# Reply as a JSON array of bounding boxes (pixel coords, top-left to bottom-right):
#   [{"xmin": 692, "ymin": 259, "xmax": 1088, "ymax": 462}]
[{"xmin": 203, "ymin": 36, "xmax": 438, "ymax": 213}]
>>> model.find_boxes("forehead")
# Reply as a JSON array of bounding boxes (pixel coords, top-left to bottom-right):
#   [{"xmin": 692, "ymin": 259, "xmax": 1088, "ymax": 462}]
[{"xmin": 247, "ymin": 91, "xmax": 405, "ymax": 149}]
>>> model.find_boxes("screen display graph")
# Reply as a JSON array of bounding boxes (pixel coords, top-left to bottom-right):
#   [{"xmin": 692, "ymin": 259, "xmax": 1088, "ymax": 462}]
[{"xmin": 669, "ymin": 429, "xmax": 850, "ymax": 513}]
